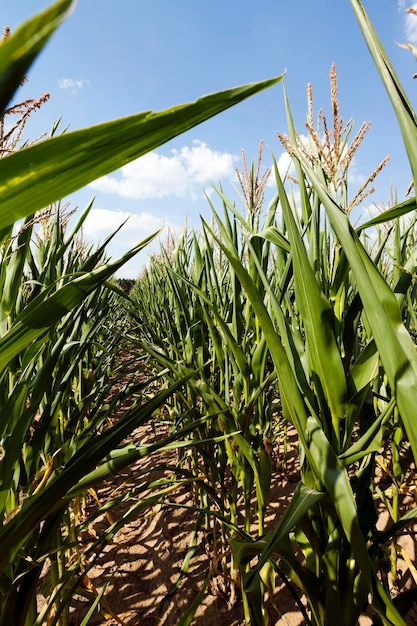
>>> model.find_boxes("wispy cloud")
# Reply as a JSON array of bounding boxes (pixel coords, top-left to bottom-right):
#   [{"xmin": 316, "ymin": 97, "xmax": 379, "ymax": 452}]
[
  {"xmin": 82, "ymin": 208, "xmax": 182, "ymax": 278},
  {"xmin": 89, "ymin": 140, "xmax": 239, "ymax": 200},
  {"xmin": 58, "ymin": 78, "xmax": 90, "ymax": 93},
  {"xmin": 83, "ymin": 208, "xmax": 166, "ymax": 244}
]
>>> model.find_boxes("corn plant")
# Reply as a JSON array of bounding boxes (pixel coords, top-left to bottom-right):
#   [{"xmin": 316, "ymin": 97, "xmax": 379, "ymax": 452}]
[
  {"xmin": 222, "ymin": 7, "xmax": 417, "ymax": 625},
  {"xmin": 130, "ymin": 13, "xmax": 417, "ymax": 623},
  {"xmin": 129, "ymin": 145, "xmax": 289, "ymax": 621},
  {"xmin": 0, "ymin": 2, "xmax": 281, "ymax": 624},
  {"xmin": 128, "ymin": 153, "xmax": 300, "ymax": 625}
]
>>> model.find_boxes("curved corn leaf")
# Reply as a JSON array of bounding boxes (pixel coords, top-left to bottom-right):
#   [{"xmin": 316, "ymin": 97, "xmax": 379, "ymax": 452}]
[
  {"xmin": 0, "ymin": 0, "xmax": 75, "ymax": 115},
  {"xmin": 297, "ymin": 157, "xmax": 417, "ymax": 463},
  {"xmin": 0, "ymin": 76, "xmax": 283, "ymax": 229},
  {"xmin": 274, "ymin": 161, "xmax": 347, "ymax": 429},
  {"xmin": 230, "ymin": 482, "xmax": 324, "ymax": 567},
  {"xmin": 252, "ymin": 225, "xmax": 291, "ymax": 253},
  {"xmin": 371, "ymin": 573, "xmax": 408, "ymax": 626},
  {"xmin": 350, "ymin": 0, "xmax": 417, "ymax": 188},
  {"xmin": 0, "ymin": 231, "xmax": 157, "ymax": 376},
  {"xmin": 233, "ymin": 482, "xmax": 324, "ymax": 625},
  {"xmin": 347, "ymin": 339, "xmax": 379, "ymax": 400},
  {"xmin": 340, "ymin": 398, "xmax": 396, "ymax": 465},
  {"xmin": 357, "ymin": 197, "xmax": 417, "ymax": 232},
  {"xmin": 176, "ymin": 570, "xmax": 213, "ymax": 626}
]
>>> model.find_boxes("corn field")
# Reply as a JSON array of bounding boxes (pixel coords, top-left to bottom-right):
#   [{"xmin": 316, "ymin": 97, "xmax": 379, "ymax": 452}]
[{"xmin": 2, "ymin": 1, "xmax": 417, "ymax": 625}]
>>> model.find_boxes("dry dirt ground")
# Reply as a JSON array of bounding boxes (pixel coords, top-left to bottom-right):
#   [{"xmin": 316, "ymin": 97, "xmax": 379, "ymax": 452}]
[
  {"xmin": 59, "ymin": 416, "xmax": 417, "ymax": 626},
  {"xmin": 67, "ymin": 421, "xmax": 307, "ymax": 626}
]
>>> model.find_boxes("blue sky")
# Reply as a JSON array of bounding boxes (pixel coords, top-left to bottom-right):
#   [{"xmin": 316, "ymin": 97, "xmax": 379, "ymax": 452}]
[{"xmin": 6, "ymin": 1, "xmax": 417, "ymax": 277}]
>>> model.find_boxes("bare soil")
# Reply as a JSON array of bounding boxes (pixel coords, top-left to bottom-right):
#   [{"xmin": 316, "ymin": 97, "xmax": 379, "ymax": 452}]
[
  {"xmin": 44, "ymin": 358, "xmax": 417, "ymax": 626},
  {"xmin": 67, "ymin": 421, "xmax": 307, "ymax": 626},
  {"xmin": 62, "ymin": 417, "xmax": 417, "ymax": 626}
]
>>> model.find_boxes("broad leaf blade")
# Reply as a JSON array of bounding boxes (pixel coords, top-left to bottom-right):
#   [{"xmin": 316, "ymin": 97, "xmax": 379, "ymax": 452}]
[
  {"xmin": 357, "ymin": 197, "xmax": 417, "ymax": 232},
  {"xmin": 275, "ymin": 161, "xmax": 347, "ymax": 427},
  {"xmin": 350, "ymin": 0, "xmax": 417, "ymax": 188},
  {"xmin": 0, "ymin": 76, "xmax": 283, "ymax": 229},
  {"xmin": 231, "ymin": 482, "xmax": 324, "ymax": 568},
  {"xmin": 0, "ymin": 0, "xmax": 75, "ymax": 115},
  {"xmin": 299, "ymin": 157, "xmax": 417, "ymax": 463}
]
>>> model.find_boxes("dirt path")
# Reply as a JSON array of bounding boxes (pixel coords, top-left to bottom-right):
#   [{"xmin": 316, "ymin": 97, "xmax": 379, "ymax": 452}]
[
  {"xmin": 64, "ymin": 358, "xmax": 417, "ymax": 626},
  {"xmin": 68, "ymin": 419, "xmax": 310, "ymax": 626}
]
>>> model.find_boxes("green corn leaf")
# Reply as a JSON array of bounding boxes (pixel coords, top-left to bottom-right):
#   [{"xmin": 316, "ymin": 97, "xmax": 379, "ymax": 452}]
[
  {"xmin": 0, "ymin": 232, "xmax": 157, "ymax": 376},
  {"xmin": 357, "ymin": 197, "xmax": 417, "ymax": 232},
  {"xmin": 305, "ymin": 415, "xmax": 372, "ymax": 617},
  {"xmin": 232, "ymin": 433, "xmax": 266, "ymax": 510},
  {"xmin": 252, "ymin": 225, "xmax": 291, "ymax": 253},
  {"xmin": 0, "ymin": 0, "xmax": 75, "ymax": 115},
  {"xmin": 243, "ymin": 570, "xmax": 265, "ymax": 626},
  {"xmin": 230, "ymin": 482, "xmax": 324, "ymax": 568},
  {"xmin": 0, "ymin": 76, "xmax": 283, "ymax": 230},
  {"xmin": 1, "ymin": 217, "xmax": 34, "ymax": 317},
  {"xmin": 350, "ymin": 0, "xmax": 417, "ymax": 189},
  {"xmin": 347, "ymin": 339, "xmax": 379, "ymax": 397},
  {"xmin": 176, "ymin": 570, "xmax": 213, "ymax": 626},
  {"xmin": 63, "ymin": 198, "xmax": 94, "ymax": 246},
  {"xmin": 371, "ymin": 571, "xmax": 408, "ymax": 626},
  {"xmin": 297, "ymin": 157, "xmax": 417, "ymax": 463},
  {"xmin": 370, "ymin": 503, "xmax": 417, "ymax": 550},
  {"xmin": 340, "ymin": 398, "xmax": 395, "ymax": 465},
  {"xmin": 79, "ymin": 580, "xmax": 112, "ymax": 626},
  {"xmin": 274, "ymin": 161, "xmax": 347, "ymax": 429}
]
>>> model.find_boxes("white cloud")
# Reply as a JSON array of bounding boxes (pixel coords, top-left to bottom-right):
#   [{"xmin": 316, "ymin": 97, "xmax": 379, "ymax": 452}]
[
  {"xmin": 83, "ymin": 208, "xmax": 166, "ymax": 244},
  {"xmin": 58, "ymin": 78, "xmax": 90, "ymax": 93},
  {"xmin": 174, "ymin": 142, "xmax": 237, "ymax": 183},
  {"xmin": 276, "ymin": 151, "xmax": 294, "ymax": 180},
  {"xmin": 114, "ymin": 259, "xmax": 144, "ymax": 279},
  {"xmin": 81, "ymin": 208, "xmax": 184, "ymax": 278},
  {"xmin": 404, "ymin": 4, "xmax": 417, "ymax": 43},
  {"xmin": 89, "ymin": 140, "xmax": 239, "ymax": 199}
]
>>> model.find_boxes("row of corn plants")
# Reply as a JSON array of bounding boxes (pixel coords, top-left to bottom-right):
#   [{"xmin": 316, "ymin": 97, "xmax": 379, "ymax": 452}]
[
  {"xmin": 0, "ymin": 1, "xmax": 281, "ymax": 624},
  {"xmin": 0, "ymin": 203, "xmax": 144, "ymax": 625},
  {"xmin": 129, "ymin": 3, "xmax": 417, "ymax": 624},
  {"xmin": 130, "ymin": 146, "xmax": 283, "ymax": 619}
]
